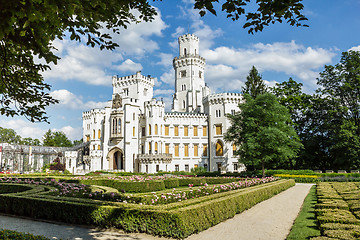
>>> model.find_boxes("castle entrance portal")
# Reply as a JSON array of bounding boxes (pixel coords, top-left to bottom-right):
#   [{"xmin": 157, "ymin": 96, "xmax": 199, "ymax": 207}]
[{"xmin": 107, "ymin": 148, "xmax": 124, "ymax": 170}]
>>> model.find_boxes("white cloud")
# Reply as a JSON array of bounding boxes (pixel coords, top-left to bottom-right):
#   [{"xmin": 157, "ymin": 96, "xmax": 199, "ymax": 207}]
[
  {"xmin": 172, "ymin": 27, "xmax": 186, "ymax": 38},
  {"xmin": 154, "ymin": 88, "xmax": 174, "ymax": 96},
  {"xmin": 43, "ymin": 40, "xmax": 123, "ymax": 86},
  {"xmin": 157, "ymin": 53, "xmax": 173, "ymax": 67},
  {"xmin": 43, "ymin": 8, "xmax": 168, "ymax": 86},
  {"xmin": 176, "ymin": 1, "xmax": 223, "ymax": 50},
  {"xmin": 159, "ymin": 69, "xmax": 175, "ymax": 85},
  {"xmin": 350, "ymin": 45, "xmax": 360, "ymax": 51},
  {"xmin": 55, "ymin": 126, "xmax": 82, "ymax": 141},
  {"xmin": 116, "ymin": 59, "xmax": 143, "ymax": 72},
  {"xmin": 50, "ymin": 89, "xmax": 109, "ymax": 110},
  {"xmin": 202, "ymin": 41, "xmax": 336, "ymax": 92},
  {"xmin": 0, "ymin": 119, "xmax": 47, "ymax": 141},
  {"xmin": 107, "ymin": 9, "xmax": 168, "ymax": 55},
  {"xmin": 0, "ymin": 118, "xmax": 82, "ymax": 141}
]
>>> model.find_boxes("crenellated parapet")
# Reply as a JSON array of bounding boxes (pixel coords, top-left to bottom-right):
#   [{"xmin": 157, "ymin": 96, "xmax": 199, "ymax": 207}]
[
  {"xmin": 173, "ymin": 55, "xmax": 205, "ymax": 69},
  {"xmin": 82, "ymin": 109, "xmax": 106, "ymax": 120},
  {"xmin": 164, "ymin": 112, "xmax": 208, "ymax": 120},
  {"xmin": 179, "ymin": 34, "xmax": 199, "ymax": 43},
  {"xmin": 144, "ymin": 98, "xmax": 165, "ymax": 108},
  {"xmin": 204, "ymin": 93, "xmax": 243, "ymax": 105},
  {"xmin": 112, "ymin": 71, "xmax": 154, "ymax": 89}
]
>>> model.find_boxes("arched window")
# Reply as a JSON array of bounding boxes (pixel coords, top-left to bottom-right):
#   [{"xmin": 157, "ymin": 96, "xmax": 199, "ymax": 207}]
[
  {"xmin": 112, "ymin": 119, "xmax": 116, "ymax": 134},
  {"xmin": 98, "ymin": 129, "xmax": 101, "ymax": 139},
  {"xmin": 216, "ymin": 141, "xmax": 224, "ymax": 156},
  {"xmin": 93, "ymin": 130, "xmax": 95, "ymax": 139},
  {"xmin": 233, "ymin": 144, "xmax": 236, "ymax": 155},
  {"xmin": 183, "ymin": 100, "xmax": 186, "ymax": 109},
  {"xmin": 155, "ymin": 142, "xmax": 158, "ymax": 153},
  {"xmin": 149, "ymin": 124, "xmax": 152, "ymax": 135},
  {"xmin": 118, "ymin": 119, "xmax": 121, "ymax": 133},
  {"xmin": 184, "ymin": 48, "xmax": 187, "ymax": 55},
  {"xmin": 155, "ymin": 124, "xmax": 158, "ymax": 135}
]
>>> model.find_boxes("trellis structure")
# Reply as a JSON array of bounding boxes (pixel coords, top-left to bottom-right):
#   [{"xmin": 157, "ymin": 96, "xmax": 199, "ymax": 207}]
[{"xmin": 0, "ymin": 143, "xmax": 81, "ymax": 173}]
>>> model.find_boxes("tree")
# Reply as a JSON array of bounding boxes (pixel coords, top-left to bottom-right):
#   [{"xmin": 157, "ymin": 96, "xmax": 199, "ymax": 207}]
[
  {"xmin": 242, "ymin": 66, "xmax": 267, "ymax": 99},
  {"xmin": 1, "ymin": 0, "xmax": 156, "ymax": 122},
  {"xmin": 73, "ymin": 139, "xmax": 83, "ymax": 146},
  {"xmin": 225, "ymin": 93, "xmax": 302, "ymax": 177},
  {"xmin": 0, "ymin": 127, "xmax": 22, "ymax": 144},
  {"xmin": 271, "ymin": 78, "xmax": 311, "ymax": 131},
  {"xmin": 21, "ymin": 137, "xmax": 41, "ymax": 146},
  {"xmin": 313, "ymin": 50, "xmax": 360, "ymax": 170},
  {"xmin": 43, "ymin": 130, "xmax": 73, "ymax": 147},
  {"xmin": 1, "ymin": 0, "xmax": 308, "ymax": 122},
  {"xmin": 194, "ymin": 0, "xmax": 308, "ymax": 34}
]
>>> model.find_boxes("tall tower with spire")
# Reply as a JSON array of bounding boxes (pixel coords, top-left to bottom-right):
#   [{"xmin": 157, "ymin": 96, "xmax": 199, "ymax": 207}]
[{"xmin": 172, "ymin": 34, "xmax": 209, "ymax": 113}]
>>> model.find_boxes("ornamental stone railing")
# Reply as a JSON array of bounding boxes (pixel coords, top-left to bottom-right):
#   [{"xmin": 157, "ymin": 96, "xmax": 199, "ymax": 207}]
[{"xmin": 137, "ymin": 153, "xmax": 172, "ymax": 164}]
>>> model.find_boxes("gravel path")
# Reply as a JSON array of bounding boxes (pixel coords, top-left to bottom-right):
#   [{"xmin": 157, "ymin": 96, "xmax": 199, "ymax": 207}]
[{"xmin": 0, "ymin": 183, "xmax": 313, "ymax": 240}]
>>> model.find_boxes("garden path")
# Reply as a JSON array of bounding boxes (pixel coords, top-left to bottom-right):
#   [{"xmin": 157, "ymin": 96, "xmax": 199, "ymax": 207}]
[{"xmin": 0, "ymin": 183, "xmax": 313, "ymax": 240}]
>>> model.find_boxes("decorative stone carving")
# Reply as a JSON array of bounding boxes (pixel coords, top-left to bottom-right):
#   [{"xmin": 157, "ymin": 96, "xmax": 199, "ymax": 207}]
[{"xmin": 112, "ymin": 94, "xmax": 122, "ymax": 109}]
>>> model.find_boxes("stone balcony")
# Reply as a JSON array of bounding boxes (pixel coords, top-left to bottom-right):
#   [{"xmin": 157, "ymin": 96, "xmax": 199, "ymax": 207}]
[
  {"xmin": 110, "ymin": 132, "xmax": 123, "ymax": 144},
  {"xmin": 137, "ymin": 153, "xmax": 172, "ymax": 164}
]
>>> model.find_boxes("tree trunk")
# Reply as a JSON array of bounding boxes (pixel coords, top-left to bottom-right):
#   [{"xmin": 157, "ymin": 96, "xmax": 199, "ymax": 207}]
[{"xmin": 262, "ymin": 161, "xmax": 265, "ymax": 178}]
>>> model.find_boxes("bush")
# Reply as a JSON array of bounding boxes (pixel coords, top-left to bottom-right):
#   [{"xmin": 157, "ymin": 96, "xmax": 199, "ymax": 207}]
[
  {"xmin": 316, "ymin": 209, "xmax": 360, "ymax": 225},
  {"xmin": 178, "ymin": 177, "xmax": 206, "ymax": 187},
  {"xmin": 0, "ymin": 179, "xmax": 294, "ymax": 239},
  {"xmin": 0, "ymin": 184, "xmax": 32, "ymax": 194},
  {"xmin": 204, "ymin": 177, "xmax": 242, "ymax": 185},
  {"xmin": 77, "ymin": 179, "xmax": 165, "ymax": 193},
  {"xmin": 163, "ymin": 178, "xmax": 179, "ymax": 189},
  {"xmin": 0, "ymin": 229, "xmax": 50, "ymax": 240}
]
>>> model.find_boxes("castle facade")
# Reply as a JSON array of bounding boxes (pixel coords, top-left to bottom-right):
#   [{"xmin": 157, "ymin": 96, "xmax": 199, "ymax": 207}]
[{"xmin": 67, "ymin": 34, "xmax": 245, "ymax": 174}]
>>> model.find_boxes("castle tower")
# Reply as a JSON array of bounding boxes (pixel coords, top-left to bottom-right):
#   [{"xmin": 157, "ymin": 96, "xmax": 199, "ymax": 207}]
[{"xmin": 172, "ymin": 34, "xmax": 208, "ymax": 113}]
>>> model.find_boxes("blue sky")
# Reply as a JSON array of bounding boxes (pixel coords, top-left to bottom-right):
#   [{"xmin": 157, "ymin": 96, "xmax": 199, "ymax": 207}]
[{"xmin": 1, "ymin": 0, "xmax": 360, "ymax": 141}]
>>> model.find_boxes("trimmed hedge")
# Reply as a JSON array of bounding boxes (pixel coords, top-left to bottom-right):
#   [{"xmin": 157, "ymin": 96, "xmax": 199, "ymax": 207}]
[
  {"xmin": 178, "ymin": 177, "xmax": 206, "ymax": 187},
  {"xmin": 315, "ymin": 182, "xmax": 360, "ymax": 240},
  {"xmin": 0, "ymin": 179, "xmax": 294, "ymax": 239},
  {"xmin": 0, "ymin": 229, "xmax": 50, "ymax": 240},
  {"xmin": 163, "ymin": 178, "xmax": 179, "ymax": 188},
  {"xmin": 0, "ymin": 183, "xmax": 32, "ymax": 194},
  {"xmin": 76, "ymin": 179, "xmax": 166, "ymax": 193}
]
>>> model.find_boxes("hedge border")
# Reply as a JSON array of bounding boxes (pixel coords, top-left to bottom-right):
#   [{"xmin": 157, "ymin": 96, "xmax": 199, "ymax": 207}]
[{"xmin": 0, "ymin": 179, "xmax": 294, "ymax": 239}]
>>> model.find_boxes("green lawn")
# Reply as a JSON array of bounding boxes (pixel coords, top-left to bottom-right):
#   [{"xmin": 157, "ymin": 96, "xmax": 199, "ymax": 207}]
[{"xmin": 287, "ymin": 185, "xmax": 321, "ymax": 240}]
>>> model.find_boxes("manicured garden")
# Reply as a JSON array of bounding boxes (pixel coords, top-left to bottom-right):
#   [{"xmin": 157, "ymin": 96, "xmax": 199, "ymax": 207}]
[
  {"xmin": 0, "ymin": 174, "xmax": 293, "ymax": 239},
  {"xmin": 288, "ymin": 181, "xmax": 360, "ymax": 240}
]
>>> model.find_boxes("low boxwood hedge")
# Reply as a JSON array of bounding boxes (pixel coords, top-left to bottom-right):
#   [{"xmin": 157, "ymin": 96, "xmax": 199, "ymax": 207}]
[
  {"xmin": 163, "ymin": 178, "xmax": 179, "ymax": 188},
  {"xmin": 0, "ymin": 229, "xmax": 50, "ymax": 240},
  {"xmin": 0, "ymin": 179, "xmax": 294, "ymax": 239},
  {"xmin": 76, "ymin": 179, "xmax": 166, "ymax": 193},
  {"xmin": 178, "ymin": 177, "xmax": 206, "ymax": 187}
]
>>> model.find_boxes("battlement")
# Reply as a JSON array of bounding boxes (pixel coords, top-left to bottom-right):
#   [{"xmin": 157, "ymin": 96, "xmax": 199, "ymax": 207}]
[
  {"xmin": 145, "ymin": 98, "xmax": 165, "ymax": 108},
  {"xmin": 173, "ymin": 54, "xmax": 206, "ymax": 67},
  {"xmin": 82, "ymin": 108, "xmax": 106, "ymax": 120},
  {"xmin": 112, "ymin": 71, "xmax": 154, "ymax": 88},
  {"xmin": 179, "ymin": 34, "xmax": 199, "ymax": 43},
  {"xmin": 204, "ymin": 93, "xmax": 243, "ymax": 105},
  {"xmin": 165, "ymin": 111, "xmax": 208, "ymax": 119}
]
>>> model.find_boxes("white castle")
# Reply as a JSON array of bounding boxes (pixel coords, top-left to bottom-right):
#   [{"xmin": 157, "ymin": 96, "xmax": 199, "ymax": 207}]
[{"xmin": 66, "ymin": 34, "xmax": 245, "ymax": 174}]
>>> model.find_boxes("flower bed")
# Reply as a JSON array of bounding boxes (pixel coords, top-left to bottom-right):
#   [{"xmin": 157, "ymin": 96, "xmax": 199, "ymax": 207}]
[
  {"xmin": 0, "ymin": 178, "xmax": 294, "ymax": 238},
  {"xmin": 140, "ymin": 177, "xmax": 278, "ymax": 205}
]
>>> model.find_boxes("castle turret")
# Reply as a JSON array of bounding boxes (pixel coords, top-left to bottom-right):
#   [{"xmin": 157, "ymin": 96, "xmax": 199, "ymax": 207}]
[{"xmin": 172, "ymin": 34, "xmax": 208, "ymax": 113}]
